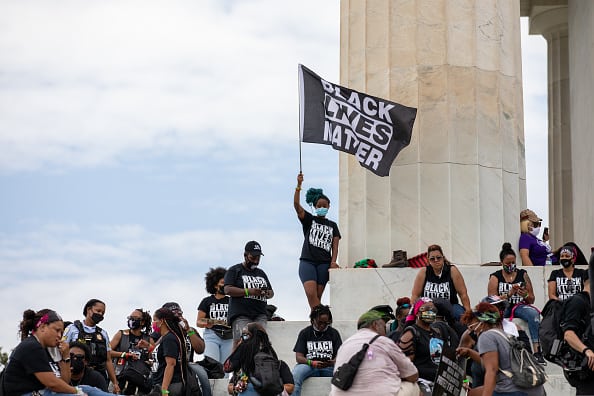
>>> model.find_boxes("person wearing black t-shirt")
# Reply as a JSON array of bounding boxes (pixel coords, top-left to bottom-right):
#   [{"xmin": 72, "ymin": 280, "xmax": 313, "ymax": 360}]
[
  {"xmin": 548, "ymin": 244, "xmax": 589, "ymax": 301},
  {"xmin": 197, "ymin": 266, "xmax": 233, "ymax": 364},
  {"xmin": 292, "ymin": 305, "xmax": 342, "ymax": 396},
  {"xmin": 560, "ymin": 282, "xmax": 594, "ymax": 395},
  {"xmin": 224, "ymin": 240, "xmax": 274, "ymax": 344},
  {"xmin": 294, "ymin": 173, "xmax": 341, "ymax": 309},
  {"xmin": 68, "ymin": 342, "xmax": 108, "ymax": 391}
]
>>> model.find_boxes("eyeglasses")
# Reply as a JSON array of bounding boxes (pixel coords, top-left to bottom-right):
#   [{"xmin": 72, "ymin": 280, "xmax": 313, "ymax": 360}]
[
  {"xmin": 429, "ymin": 256, "xmax": 443, "ymax": 262},
  {"xmin": 314, "ymin": 319, "xmax": 331, "ymax": 327},
  {"xmin": 127, "ymin": 316, "xmax": 142, "ymax": 321},
  {"xmin": 70, "ymin": 353, "xmax": 85, "ymax": 360}
]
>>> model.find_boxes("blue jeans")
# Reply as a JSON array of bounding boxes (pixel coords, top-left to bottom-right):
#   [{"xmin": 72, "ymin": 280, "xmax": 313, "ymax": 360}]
[
  {"xmin": 452, "ymin": 303, "xmax": 465, "ymax": 321},
  {"xmin": 189, "ymin": 362, "xmax": 212, "ymax": 396},
  {"xmin": 291, "ymin": 364, "xmax": 333, "ymax": 396},
  {"xmin": 203, "ymin": 328, "xmax": 233, "ymax": 364},
  {"xmin": 506, "ymin": 304, "xmax": 540, "ymax": 343},
  {"xmin": 238, "ymin": 382, "xmax": 260, "ymax": 396},
  {"xmin": 22, "ymin": 385, "xmax": 113, "ymax": 396},
  {"xmin": 493, "ymin": 392, "xmax": 528, "ymax": 396}
]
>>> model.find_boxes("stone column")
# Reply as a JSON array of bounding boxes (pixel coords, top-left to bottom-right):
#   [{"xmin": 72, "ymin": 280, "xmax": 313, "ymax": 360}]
[
  {"xmin": 339, "ymin": 0, "xmax": 526, "ymax": 266},
  {"xmin": 568, "ymin": 0, "xmax": 594, "ymax": 255},
  {"xmin": 527, "ymin": 5, "xmax": 573, "ymax": 248}
]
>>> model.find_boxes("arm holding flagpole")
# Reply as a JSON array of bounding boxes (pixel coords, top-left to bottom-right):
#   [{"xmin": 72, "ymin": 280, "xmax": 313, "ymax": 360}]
[{"xmin": 294, "ymin": 173, "xmax": 305, "ymax": 220}]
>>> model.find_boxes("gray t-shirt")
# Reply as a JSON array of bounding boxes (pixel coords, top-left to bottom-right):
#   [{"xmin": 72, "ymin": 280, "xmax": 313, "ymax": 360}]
[{"xmin": 477, "ymin": 329, "xmax": 544, "ymax": 395}]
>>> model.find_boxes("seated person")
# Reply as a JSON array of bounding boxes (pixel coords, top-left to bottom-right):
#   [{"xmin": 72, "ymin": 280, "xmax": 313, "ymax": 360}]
[
  {"xmin": 292, "ymin": 305, "xmax": 342, "ymax": 396},
  {"xmin": 69, "ymin": 341, "xmax": 108, "ymax": 391},
  {"xmin": 225, "ymin": 322, "xmax": 294, "ymax": 396},
  {"xmin": 548, "ymin": 244, "xmax": 589, "ymax": 301}
]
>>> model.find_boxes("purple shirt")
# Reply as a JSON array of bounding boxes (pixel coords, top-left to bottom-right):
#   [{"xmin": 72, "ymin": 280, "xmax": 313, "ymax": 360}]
[{"xmin": 518, "ymin": 233, "xmax": 550, "ymax": 266}]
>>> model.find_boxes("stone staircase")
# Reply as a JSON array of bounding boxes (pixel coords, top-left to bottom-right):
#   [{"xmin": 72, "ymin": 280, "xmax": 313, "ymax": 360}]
[{"xmin": 207, "ymin": 266, "xmax": 579, "ymax": 395}]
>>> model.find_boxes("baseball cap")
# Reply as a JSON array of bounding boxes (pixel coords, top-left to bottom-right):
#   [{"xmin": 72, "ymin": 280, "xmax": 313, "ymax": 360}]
[
  {"xmin": 245, "ymin": 240, "xmax": 264, "ymax": 256},
  {"xmin": 357, "ymin": 309, "xmax": 391, "ymax": 329},
  {"xmin": 369, "ymin": 305, "xmax": 395, "ymax": 321},
  {"xmin": 162, "ymin": 302, "xmax": 183, "ymax": 315},
  {"xmin": 520, "ymin": 209, "xmax": 542, "ymax": 223}
]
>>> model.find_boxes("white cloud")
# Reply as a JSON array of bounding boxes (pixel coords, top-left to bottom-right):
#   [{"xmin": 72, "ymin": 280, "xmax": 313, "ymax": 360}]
[{"xmin": 0, "ymin": 0, "xmax": 340, "ymax": 172}]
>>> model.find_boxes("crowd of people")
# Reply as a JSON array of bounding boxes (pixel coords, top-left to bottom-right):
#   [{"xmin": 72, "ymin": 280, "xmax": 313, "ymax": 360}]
[{"xmin": 2, "ymin": 174, "xmax": 593, "ymax": 396}]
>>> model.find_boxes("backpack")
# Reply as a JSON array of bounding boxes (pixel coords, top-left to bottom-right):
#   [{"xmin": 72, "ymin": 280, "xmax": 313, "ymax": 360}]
[
  {"xmin": 250, "ymin": 352, "xmax": 284, "ymax": 396},
  {"xmin": 539, "ymin": 299, "xmax": 565, "ymax": 364},
  {"xmin": 492, "ymin": 330, "xmax": 547, "ymax": 388}
]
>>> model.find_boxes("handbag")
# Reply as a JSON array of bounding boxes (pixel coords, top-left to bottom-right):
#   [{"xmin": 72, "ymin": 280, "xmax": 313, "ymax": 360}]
[
  {"xmin": 331, "ymin": 334, "xmax": 380, "ymax": 390},
  {"xmin": 198, "ymin": 356, "xmax": 225, "ymax": 379}
]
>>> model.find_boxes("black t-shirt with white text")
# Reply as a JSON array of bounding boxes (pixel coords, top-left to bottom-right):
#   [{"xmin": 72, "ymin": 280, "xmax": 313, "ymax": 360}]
[
  {"xmin": 548, "ymin": 268, "xmax": 589, "ymax": 301},
  {"xmin": 224, "ymin": 263, "xmax": 272, "ymax": 323},
  {"xmin": 151, "ymin": 332, "xmax": 182, "ymax": 385},
  {"xmin": 292, "ymin": 325, "xmax": 342, "ymax": 362},
  {"xmin": 198, "ymin": 294, "xmax": 230, "ymax": 335},
  {"xmin": 4, "ymin": 336, "xmax": 61, "ymax": 395},
  {"xmin": 299, "ymin": 211, "xmax": 341, "ymax": 263}
]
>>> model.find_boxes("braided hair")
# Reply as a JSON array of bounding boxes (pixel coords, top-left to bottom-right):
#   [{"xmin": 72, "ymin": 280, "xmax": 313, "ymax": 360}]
[
  {"xmin": 154, "ymin": 308, "xmax": 189, "ymax": 384},
  {"xmin": 134, "ymin": 308, "xmax": 153, "ymax": 336},
  {"xmin": 309, "ymin": 304, "xmax": 333, "ymax": 323},
  {"xmin": 238, "ymin": 323, "xmax": 278, "ymax": 375},
  {"xmin": 305, "ymin": 188, "xmax": 330, "ymax": 207}
]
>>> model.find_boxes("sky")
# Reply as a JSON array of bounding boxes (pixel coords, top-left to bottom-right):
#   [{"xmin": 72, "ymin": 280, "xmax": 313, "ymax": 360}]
[{"xmin": 0, "ymin": 1, "xmax": 548, "ymax": 353}]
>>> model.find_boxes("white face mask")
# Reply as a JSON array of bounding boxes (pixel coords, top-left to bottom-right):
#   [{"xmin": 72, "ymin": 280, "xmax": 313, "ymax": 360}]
[{"xmin": 530, "ymin": 226, "xmax": 541, "ymax": 237}]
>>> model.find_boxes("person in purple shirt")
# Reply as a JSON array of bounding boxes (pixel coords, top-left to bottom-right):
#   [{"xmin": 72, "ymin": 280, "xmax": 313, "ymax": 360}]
[{"xmin": 519, "ymin": 208, "xmax": 552, "ymax": 266}]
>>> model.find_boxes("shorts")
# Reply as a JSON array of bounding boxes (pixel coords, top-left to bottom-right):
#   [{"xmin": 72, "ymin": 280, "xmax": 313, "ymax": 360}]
[
  {"xmin": 231, "ymin": 314, "xmax": 268, "ymax": 341},
  {"xmin": 298, "ymin": 259, "xmax": 330, "ymax": 285}
]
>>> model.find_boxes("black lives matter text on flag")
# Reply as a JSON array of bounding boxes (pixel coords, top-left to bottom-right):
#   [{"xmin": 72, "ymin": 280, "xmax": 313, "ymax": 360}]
[{"xmin": 298, "ymin": 64, "xmax": 417, "ymax": 177}]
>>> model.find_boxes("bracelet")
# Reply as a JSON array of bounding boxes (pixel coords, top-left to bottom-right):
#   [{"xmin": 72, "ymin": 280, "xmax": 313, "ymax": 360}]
[
  {"xmin": 583, "ymin": 347, "xmax": 591, "ymax": 355},
  {"xmin": 296, "ymin": 186, "xmax": 302, "ymax": 191},
  {"xmin": 307, "ymin": 359, "xmax": 312, "ymax": 367},
  {"xmin": 161, "ymin": 389, "xmax": 170, "ymax": 394},
  {"xmin": 121, "ymin": 352, "xmax": 126, "ymax": 359},
  {"xmin": 245, "ymin": 288, "xmax": 249, "ymax": 297},
  {"xmin": 187, "ymin": 330, "xmax": 197, "ymax": 337}
]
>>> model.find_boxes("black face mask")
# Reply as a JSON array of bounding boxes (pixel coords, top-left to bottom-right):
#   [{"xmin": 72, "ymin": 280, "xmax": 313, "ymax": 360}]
[
  {"xmin": 91, "ymin": 313, "xmax": 104, "ymax": 324},
  {"xmin": 217, "ymin": 286, "xmax": 225, "ymax": 295},
  {"xmin": 560, "ymin": 259, "xmax": 573, "ymax": 268},
  {"xmin": 71, "ymin": 358, "xmax": 85, "ymax": 375},
  {"xmin": 128, "ymin": 319, "xmax": 142, "ymax": 330}
]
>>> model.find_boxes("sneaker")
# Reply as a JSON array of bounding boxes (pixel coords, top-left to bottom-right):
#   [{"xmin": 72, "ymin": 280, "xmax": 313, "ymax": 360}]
[{"xmin": 533, "ymin": 351, "xmax": 547, "ymax": 365}]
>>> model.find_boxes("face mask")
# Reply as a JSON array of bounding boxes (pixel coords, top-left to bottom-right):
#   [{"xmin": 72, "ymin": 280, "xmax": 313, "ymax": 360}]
[
  {"xmin": 420, "ymin": 310, "xmax": 436, "ymax": 323},
  {"xmin": 217, "ymin": 286, "xmax": 225, "ymax": 295},
  {"xmin": 128, "ymin": 319, "xmax": 142, "ymax": 330},
  {"xmin": 503, "ymin": 263, "xmax": 516, "ymax": 273},
  {"xmin": 91, "ymin": 313, "xmax": 104, "ymax": 324},
  {"xmin": 152, "ymin": 321, "xmax": 161, "ymax": 333},
  {"xmin": 241, "ymin": 334, "xmax": 250, "ymax": 342},
  {"xmin": 247, "ymin": 261, "xmax": 259, "ymax": 270},
  {"xmin": 530, "ymin": 226, "xmax": 541, "ymax": 237},
  {"xmin": 560, "ymin": 259, "xmax": 573, "ymax": 268},
  {"xmin": 71, "ymin": 358, "xmax": 85, "ymax": 375},
  {"xmin": 315, "ymin": 207, "xmax": 328, "ymax": 217}
]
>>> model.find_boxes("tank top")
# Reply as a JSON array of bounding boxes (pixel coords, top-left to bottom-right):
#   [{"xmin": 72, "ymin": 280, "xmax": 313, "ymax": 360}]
[{"xmin": 422, "ymin": 263, "xmax": 459, "ymax": 305}]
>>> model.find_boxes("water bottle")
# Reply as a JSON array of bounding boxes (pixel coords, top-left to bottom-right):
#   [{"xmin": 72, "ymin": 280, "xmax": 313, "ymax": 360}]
[{"xmin": 545, "ymin": 255, "xmax": 552, "ymax": 266}]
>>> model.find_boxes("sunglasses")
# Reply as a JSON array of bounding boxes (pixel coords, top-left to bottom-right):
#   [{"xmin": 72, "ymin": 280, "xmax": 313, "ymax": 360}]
[
  {"xmin": 429, "ymin": 256, "xmax": 443, "ymax": 262},
  {"xmin": 70, "ymin": 353, "xmax": 85, "ymax": 360},
  {"xmin": 532, "ymin": 221, "xmax": 542, "ymax": 227}
]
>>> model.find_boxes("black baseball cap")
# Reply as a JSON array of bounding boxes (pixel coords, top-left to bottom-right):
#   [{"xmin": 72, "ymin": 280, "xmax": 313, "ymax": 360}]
[
  {"xmin": 162, "ymin": 302, "xmax": 183, "ymax": 315},
  {"xmin": 245, "ymin": 241, "xmax": 264, "ymax": 256}
]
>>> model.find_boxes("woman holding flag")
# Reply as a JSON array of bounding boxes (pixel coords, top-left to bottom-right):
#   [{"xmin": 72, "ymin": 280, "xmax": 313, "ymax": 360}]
[{"xmin": 294, "ymin": 172, "xmax": 341, "ymax": 309}]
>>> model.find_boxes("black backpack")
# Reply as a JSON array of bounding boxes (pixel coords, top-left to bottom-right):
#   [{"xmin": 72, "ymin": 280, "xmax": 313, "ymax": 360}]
[
  {"xmin": 250, "ymin": 352, "xmax": 284, "ymax": 396},
  {"xmin": 539, "ymin": 299, "xmax": 565, "ymax": 364}
]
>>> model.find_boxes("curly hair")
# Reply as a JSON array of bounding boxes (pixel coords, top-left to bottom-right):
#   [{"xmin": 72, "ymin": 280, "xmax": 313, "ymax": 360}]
[
  {"xmin": 205, "ymin": 267, "xmax": 227, "ymax": 295},
  {"xmin": 132, "ymin": 308, "xmax": 153, "ymax": 335},
  {"xmin": 305, "ymin": 188, "xmax": 330, "ymax": 207},
  {"xmin": 309, "ymin": 304, "xmax": 333, "ymax": 323}
]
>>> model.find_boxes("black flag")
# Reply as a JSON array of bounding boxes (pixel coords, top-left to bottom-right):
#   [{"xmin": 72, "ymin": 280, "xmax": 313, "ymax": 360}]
[{"xmin": 298, "ymin": 64, "xmax": 416, "ymax": 177}]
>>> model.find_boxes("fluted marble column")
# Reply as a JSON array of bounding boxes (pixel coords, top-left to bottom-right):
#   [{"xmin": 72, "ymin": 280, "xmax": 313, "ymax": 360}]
[
  {"xmin": 339, "ymin": 0, "xmax": 526, "ymax": 266},
  {"xmin": 528, "ymin": 5, "xmax": 573, "ymax": 248}
]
